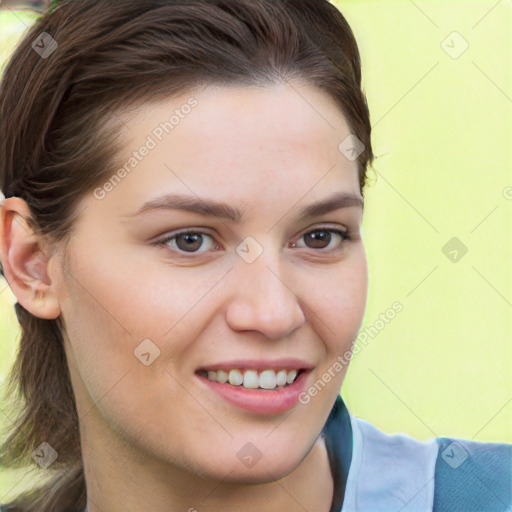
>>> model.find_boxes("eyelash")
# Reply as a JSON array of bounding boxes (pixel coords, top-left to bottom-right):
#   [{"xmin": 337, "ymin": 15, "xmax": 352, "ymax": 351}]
[{"xmin": 152, "ymin": 226, "xmax": 351, "ymax": 256}]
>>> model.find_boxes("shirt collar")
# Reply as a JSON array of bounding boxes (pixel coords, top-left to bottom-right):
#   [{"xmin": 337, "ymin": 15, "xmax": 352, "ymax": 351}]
[{"xmin": 320, "ymin": 394, "xmax": 353, "ymax": 512}]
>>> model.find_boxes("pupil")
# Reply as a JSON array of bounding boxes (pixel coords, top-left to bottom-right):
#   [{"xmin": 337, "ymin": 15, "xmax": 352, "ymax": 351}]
[
  {"xmin": 177, "ymin": 233, "xmax": 202, "ymax": 252},
  {"xmin": 306, "ymin": 230, "xmax": 330, "ymax": 249}
]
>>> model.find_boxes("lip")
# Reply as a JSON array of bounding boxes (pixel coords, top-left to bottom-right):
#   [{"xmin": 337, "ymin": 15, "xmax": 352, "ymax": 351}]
[
  {"xmin": 196, "ymin": 368, "xmax": 311, "ymax": 415},
  {"xmin": 195, "ymin": 358, "xmax": 314, "ymax": 372}
]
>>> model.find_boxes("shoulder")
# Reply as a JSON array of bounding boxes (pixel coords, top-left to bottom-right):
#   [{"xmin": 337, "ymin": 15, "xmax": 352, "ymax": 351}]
[
  {"xmin": 345, "ymin": 415, "xmax": 511, "ymax": 511},
  {"xmin": 345, "ymin": 415, "xmax": 440, "ymax": 510},
  {"xmin": 432, "ymin": 436, "xmax": 512, "ymax": 512}
]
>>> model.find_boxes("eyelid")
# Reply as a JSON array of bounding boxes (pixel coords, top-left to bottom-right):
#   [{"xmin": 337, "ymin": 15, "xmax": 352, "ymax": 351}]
[{"xmin": 296, "ymin": 223, "xmax": 349, "ymax": 238}]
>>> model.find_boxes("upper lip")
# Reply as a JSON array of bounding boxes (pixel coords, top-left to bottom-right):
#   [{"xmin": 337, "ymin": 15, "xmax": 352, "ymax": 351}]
[{"xmin": 196, "ymin": 358, "xmax": 314, "ymax": 372}]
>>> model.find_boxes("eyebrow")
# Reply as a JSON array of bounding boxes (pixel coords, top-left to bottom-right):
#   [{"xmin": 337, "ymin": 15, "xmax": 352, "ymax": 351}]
[{"xmin": 121, "ymin": 191, "xmax": 363, "ymax": 223}]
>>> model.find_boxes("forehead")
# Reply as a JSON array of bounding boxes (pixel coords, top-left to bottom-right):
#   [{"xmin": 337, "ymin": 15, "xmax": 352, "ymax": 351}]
[
  {"xmin": 81, "ymin": 84, "xmax": 361, "ymax": 227},
  {"xmin": 115, "ymin": 83, "xmax": 358, "ymax": 185}
]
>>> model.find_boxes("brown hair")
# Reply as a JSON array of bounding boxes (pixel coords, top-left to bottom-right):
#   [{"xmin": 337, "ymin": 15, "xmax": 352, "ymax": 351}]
[{"xmin": 0, "ymin": 1, "xmax": 373, "ymax": 510}]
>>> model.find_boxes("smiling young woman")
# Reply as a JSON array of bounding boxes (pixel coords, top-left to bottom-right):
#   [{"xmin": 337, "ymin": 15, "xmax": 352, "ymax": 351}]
[{"xmin": 0, "ymin": 1, "xmax": 510, "ymax": 512}]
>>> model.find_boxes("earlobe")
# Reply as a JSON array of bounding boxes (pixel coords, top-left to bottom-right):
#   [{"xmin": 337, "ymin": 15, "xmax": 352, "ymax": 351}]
[{"xmin": 0, "ymin": 197, "xmax": 61, "ymax": 320}]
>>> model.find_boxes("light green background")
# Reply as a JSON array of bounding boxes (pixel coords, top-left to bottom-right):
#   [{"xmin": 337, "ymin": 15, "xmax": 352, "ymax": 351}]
[
  {"xmin": 336, "ymin": 0, "xmax": 512, "ymax": 444},
  {"xmin": 1, "ymin": 0, "xmax": 511, "ymax": 502}
]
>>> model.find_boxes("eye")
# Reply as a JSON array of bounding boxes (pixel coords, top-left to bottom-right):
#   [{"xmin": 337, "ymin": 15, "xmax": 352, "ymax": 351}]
[
  {"xmin": 292, "ymin": 227, "xmax": 350, "ymax": 251},
  {"xmin": 152, "ymin": 226, "xmax": 351, "ymax": 256},
  {"xmin": 153, "ymin": 230, "xmax": 219, "ymax": 254}
]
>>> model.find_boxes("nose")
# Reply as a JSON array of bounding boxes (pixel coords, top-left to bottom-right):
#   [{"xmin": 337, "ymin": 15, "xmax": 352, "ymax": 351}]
[{"xmin": 225, "ymin": 252, "xmax": 306, "ymax": 340}]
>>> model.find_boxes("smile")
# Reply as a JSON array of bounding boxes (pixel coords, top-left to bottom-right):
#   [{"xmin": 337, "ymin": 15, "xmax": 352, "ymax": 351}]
[
  {"xmin": 195, "ymin": 368, "xmax": 311, "ymax": 415},
  {"xmin": 197, "ymin": 368, "xmax": 303, "ymax": 390}
]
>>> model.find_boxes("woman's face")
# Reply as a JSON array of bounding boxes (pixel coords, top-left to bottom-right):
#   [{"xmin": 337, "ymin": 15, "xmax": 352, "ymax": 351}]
[{"xmin": 54, "ymin": 83, "xmax": 367, "ymax": 483}]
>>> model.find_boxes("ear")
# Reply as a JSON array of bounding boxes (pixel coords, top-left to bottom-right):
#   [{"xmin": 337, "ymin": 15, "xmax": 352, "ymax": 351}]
[{"xmin": 0, "ymin": 196, "xmax": 61, "ymax": 319}]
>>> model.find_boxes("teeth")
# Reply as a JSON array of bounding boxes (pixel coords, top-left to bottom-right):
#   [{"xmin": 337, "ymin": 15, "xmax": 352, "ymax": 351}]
[
  {"xmin": 243, "ymin": 370, "xmax": 259, "ymax": 389},
  {"xmin": 286, "ymin": 369, "xmax": 297, "ymax": 384},
  {"xmin": 228, "ymin": 369, "xmax": 244, "ymax": 386},
  {"xmin": 259, "ymin": 369, "xmax": 276, "ymax": 389},
  {"xmin": 201, "ymin": 368, "xmax": 302, "ymax": 390},
  {"xmin": 276, "ymin": 370, "xmax": 287, "ymax": 387},
  {"xmin": 217, "ymin": 370, "xmax": 228, "ymax": 384}
]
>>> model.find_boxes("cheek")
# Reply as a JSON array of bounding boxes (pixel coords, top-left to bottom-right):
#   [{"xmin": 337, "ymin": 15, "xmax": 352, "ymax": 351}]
[
  {"xmin": 302, "ymin": 252, "xmax": 368, "ymax": 342},
  {"xmin": 62, "ymin": 238, "xmax": 219, "ymax": 340},
  {"xmin": 59, "ymin": 251, "xmax": 231, "ymax": 412}
]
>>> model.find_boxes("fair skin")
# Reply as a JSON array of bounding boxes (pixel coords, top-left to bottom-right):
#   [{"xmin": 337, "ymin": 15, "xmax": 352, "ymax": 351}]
[{"xmin": 0, "ymin": 83, "xmax": 367, "ymax": 512}]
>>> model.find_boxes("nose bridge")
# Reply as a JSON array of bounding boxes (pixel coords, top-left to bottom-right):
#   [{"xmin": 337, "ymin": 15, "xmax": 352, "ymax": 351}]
[{"xmin": 226, "ymin": 240, "xmax": 306, "ymax": 339}]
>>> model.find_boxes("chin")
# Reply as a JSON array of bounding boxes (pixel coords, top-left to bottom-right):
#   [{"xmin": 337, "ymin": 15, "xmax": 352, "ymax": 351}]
[
  {"xmin": 220, "ymin": 460, "xmax": 300, "ymax": 485},
  {"xmin": 194, "ymin": 443, "xmax": 309, "ymax": 485}
]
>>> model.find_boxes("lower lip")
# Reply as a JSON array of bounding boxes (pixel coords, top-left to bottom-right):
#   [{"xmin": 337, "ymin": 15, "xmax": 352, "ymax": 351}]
[{"xmin": 196, "ymin": 371, "xmax": 310, "ymax": 415}]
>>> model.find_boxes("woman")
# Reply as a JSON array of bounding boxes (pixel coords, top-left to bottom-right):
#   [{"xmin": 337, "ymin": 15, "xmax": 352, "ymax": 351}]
[{"xmin": 0, "ymin": 1, "xmax": 510, "ymax": 511}]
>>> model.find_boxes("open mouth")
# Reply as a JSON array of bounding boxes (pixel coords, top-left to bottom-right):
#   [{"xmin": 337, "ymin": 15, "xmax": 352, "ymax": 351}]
[
  {"xmin": 195, "ymin": 365, "xmax": 312, "ymax": 414},
  {"xmin": 195, "ymin": 368, "xmax": 307, "ymax": 391}
]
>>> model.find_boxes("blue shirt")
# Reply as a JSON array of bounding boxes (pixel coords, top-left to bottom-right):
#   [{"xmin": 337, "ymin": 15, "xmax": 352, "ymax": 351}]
[{"xmin": 321, "ymin": 394, "xmax": 512, "ymax": 511}]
